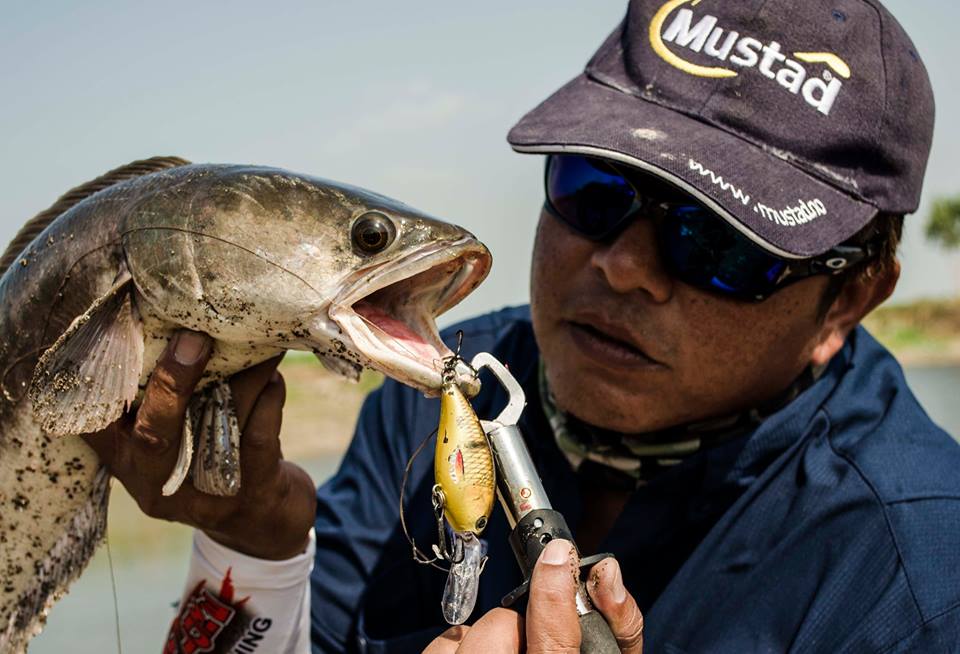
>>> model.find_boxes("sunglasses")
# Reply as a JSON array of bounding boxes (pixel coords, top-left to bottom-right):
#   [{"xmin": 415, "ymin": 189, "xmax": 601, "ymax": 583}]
[{"xmin": 544, "ymin": 155, "xmax": 876, "ymax": 302}]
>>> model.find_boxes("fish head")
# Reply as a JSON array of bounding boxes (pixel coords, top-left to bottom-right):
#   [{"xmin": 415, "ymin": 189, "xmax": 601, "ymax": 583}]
[
  {"xmin": 122, "ymin": 165, "xmax": 490, "ymax": 395},
  {"xmin": 324, "ymin": 209, "xmax": 491, "ymax": 396}
]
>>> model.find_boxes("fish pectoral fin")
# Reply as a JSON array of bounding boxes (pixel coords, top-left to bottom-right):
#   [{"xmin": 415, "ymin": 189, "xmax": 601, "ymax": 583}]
[
  {"xmin": 161, "ymin": 399, "xmax": 196, "ymax": 496},
  {"xmin": 189, "ymin": 381, "xmax": 242, "ymax": 497},
  {"xmin": 29, "ymin": 270, "xmax": 144, "ymax": 437},
  {"xmin": 314, "ymin": 352, "xmax": 362, "ymax": 382}
]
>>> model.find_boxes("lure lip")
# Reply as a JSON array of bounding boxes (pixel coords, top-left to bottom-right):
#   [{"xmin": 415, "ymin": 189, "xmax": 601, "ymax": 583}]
[{"xmin": 328, "ymin": 237, "xmax": 489, "ymax": 396}]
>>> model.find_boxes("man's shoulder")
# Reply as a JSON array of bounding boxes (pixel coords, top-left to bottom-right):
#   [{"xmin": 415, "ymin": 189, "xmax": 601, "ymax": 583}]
[
  {"xmin": 825, "ymin": 327, "xmax": 960, "ymax": 503},
  {"xmin": 835, "ymin": 423, "xmax": 960, "ymax": 622},
  {"xmin": 822, "ymin": 327, "xmax": 960, "ymax": 621}
]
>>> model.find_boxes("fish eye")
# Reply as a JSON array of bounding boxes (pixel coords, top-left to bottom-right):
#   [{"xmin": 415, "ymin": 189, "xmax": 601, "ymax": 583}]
[{"xmin": 351, "ymin": 211, "xmax": 397, "ymax": 255}]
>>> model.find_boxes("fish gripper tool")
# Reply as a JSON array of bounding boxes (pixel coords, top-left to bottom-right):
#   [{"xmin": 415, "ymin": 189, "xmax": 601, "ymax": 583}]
[{"xmin": 470, "ymin": 352, "xmax": 620, "ymax": 654}]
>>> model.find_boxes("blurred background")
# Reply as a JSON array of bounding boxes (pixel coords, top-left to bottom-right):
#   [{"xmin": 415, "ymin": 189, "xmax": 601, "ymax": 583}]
[{"xmin": 1, "ymin": 1, "xmax": 957, "ymax": 651}]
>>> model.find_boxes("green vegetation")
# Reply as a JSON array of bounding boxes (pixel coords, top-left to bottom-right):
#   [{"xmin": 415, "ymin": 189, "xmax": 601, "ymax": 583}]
[
  {"xmin": 864, "ymin": 298, "xmax": 960, "ymax": 365},
  {"xmin": 863, "ymin": 195, "xmax": 960, "ymax": 363},
  {"xmin": 274, "ymin": 354, "xmax": 383, "ymax": 458},
  {"xmin": 283, "ymin": 350, "xmax": 384, "ymax": 394},
  {"xmin": 926, "ymin": 196, "xmax": 960, "ymax": 250}
]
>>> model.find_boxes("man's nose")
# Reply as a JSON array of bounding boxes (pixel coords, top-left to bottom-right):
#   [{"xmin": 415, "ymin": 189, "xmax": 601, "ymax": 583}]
[{"xmin": 589, "ymin": 217, "xmax": 674, "ymax": 302}]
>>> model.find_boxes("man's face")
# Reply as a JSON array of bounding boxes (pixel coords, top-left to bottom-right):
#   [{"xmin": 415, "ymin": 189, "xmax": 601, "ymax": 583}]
[{"xmin": 530, "ymin": 207, "xmax": 833, "ymax": 433}]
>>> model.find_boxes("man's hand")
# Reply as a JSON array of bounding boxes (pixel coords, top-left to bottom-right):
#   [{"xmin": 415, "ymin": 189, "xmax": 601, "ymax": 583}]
[
  {"xmin": 82, "ymin": 329, "xmax": 317, "ymax": 560},
  {"xmin": 424, "ymin": 538, "xmax": 644, "ymax": 654}
]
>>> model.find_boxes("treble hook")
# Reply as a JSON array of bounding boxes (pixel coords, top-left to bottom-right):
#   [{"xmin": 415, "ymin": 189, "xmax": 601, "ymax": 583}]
[
  {"xmin": 429, "ymin": 485, "xmax": 466, "ymax": 565},
  {"xmin": 441, "ymin": 330, "xmax": 478, "ymax": 385},
  {"xmin": 399, "ymin": 429, "xmax": 450, "ymax": 572}
]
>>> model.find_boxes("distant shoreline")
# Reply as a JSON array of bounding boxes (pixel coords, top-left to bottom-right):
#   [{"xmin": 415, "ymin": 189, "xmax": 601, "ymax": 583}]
[
  {"xmin": 889, "ymin": 352, "xmax": 960, "ymax": 367},
  {"xmin": 863, "ymin": 298, "xmax": 960, "ymax": 367}
]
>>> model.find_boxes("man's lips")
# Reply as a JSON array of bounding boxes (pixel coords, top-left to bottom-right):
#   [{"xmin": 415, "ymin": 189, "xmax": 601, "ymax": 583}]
[{"xmin": 565, "ymin": 319, "xmax": 666, "ymax": 369}]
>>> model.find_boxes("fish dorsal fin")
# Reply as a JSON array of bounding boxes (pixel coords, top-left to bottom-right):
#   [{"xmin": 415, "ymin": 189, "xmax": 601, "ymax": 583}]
[
  {"xmin": 0, "ymin": 155, "xmax": 191, "ymax": 274},
  {"xmin": 28, "ymin": 268, "xmax": 144, "ymax": 436}
]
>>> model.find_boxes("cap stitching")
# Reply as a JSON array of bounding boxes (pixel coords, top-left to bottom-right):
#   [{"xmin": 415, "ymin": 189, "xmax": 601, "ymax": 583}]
[
  {"xmin": 585, "ymin": 68, "xmax": 870, "ymax": 203},
  {"xmin": 868, "ymin": 0, "xmax": 890, "ymax": 156},
  {"xmin": 511, "ymin": 141, "xmax": 877, "ymax": 257},
  {"xmin": 624, "ymin": 6, "xmax": 664, "ymax": 92}
]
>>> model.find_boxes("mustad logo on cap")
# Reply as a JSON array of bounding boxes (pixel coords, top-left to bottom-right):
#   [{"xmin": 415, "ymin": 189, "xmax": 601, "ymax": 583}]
[{"xmin": 648, "ymin": 0, "xmax": 851, "ymax": 115}]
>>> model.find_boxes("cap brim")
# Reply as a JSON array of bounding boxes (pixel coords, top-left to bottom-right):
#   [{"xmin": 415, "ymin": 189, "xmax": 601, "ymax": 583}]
[{"xmin": 508, "ymin": 74, "xmax": 877, "ymax": 258}]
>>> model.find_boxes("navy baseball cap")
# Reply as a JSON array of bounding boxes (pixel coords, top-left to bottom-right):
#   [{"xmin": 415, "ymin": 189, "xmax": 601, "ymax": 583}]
[{"xmin": 508, "ymin": 0, "xmax": 935, "ymax": 258}]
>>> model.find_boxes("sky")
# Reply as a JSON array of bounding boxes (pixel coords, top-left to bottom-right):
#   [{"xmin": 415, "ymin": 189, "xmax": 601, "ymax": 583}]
[{"xmin": 1, "ymin": 0, "xmax": 958, "ymax": 326}]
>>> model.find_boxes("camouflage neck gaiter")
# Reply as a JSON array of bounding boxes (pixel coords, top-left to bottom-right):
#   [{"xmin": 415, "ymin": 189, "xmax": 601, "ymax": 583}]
[{"xmin": 539, "ymin": 360, "xmax": 820, "ymax": 488}]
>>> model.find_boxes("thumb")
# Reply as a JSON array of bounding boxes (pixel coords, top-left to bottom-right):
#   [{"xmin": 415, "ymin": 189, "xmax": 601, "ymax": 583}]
[
  {"xmin": 133, "ymin": 330, "xmax": 212, "ymax": 451},
  {"xmin": 526, "ymin": 538, "xmax": 581, "ymax": 654},
  {"xmin": 587, "ymin": 558, "xmax": 644, "ymax": 654}
]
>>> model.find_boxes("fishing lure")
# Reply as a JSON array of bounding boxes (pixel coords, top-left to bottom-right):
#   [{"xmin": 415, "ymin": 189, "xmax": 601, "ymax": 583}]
[
  {"xmin": 432, "ymin": 349, "xmax": 495, "ymax": 624},
  {"xmin": 395, "ymin": 335, "xmax": 495, "ymax": 624}
]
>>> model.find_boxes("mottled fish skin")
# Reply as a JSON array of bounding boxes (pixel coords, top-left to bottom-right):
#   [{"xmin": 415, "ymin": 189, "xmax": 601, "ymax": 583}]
[
  {"xmin": 0, "ymin": 163, "xmax": 490, "ymax": 652},
  {"xmin": 0, "ymin": 178, "xmax": 137, "ymax": 652}
]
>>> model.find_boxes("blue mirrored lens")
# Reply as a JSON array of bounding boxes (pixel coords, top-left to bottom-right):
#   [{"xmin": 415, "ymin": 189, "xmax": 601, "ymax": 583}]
[
  {"xmin": 545, "ymin": 155, "xmax": 791, "ymax": 301},
  {"xmin": 546, "ymin": 156, "xmax": 636, "ymax": 239},
  {"xmin": 660, "ymin": 205, "xmax": 786, "ymax": 299}
]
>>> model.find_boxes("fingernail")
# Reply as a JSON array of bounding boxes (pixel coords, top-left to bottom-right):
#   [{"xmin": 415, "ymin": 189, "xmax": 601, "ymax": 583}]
[
  {"xmin": 541, "ymin": 538, "xmax": 572, "ymax": 565},
  {"xmin": 173, "ymin": 330, "xmax": 208, "ymax": 365},
  {"xmin": 608, "ymin": 561, "xmax": 627, "ymax": 603}
]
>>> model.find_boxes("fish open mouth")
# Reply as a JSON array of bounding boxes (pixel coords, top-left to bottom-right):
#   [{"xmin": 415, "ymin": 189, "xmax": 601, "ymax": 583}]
[{"xmin": 328, "ymin": 238, "xmax": 491, "ymax": 395}]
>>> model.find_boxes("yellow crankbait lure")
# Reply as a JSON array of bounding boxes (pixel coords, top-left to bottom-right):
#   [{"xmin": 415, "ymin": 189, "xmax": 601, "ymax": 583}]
[
  {"xmin": 431, "ymin": 349, "xmax": 495, "ymax": 625},
  {"xmin": 434, "ymin": 379, "xmax": 495, "ymax": 534}
]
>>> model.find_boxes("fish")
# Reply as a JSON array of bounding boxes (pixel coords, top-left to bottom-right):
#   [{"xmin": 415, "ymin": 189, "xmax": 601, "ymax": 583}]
[{"xmin": 0, "ymin": 157, "xmax": 491, "ymax": 652}]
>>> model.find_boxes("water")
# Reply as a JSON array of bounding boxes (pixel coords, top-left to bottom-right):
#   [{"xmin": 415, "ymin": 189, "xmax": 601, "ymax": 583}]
[
  {"xmin": 30, "ymin": 457, "xmax": 342, "ymax": 654},
  {"xmin": 29, "ymin": 368, "xmax": 960, "ymax": 653},
  {"xmin": 904, "ymin": 366, "xmax": 960, "ymax": 437}
]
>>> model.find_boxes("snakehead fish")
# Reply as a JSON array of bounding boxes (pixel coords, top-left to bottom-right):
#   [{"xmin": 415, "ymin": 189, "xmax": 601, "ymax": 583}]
[{"xmin": 0, "ymin": 157, "xmax": 490, "ymax": 652}]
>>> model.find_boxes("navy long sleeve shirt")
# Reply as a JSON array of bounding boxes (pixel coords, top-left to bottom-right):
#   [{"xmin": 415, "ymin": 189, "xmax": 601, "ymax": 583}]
[{"xmin": 311, "ymin": 306, "xmax": 960, "ymax": 653}]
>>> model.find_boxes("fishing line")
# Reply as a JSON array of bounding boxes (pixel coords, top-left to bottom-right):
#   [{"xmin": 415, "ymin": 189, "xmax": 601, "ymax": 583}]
[
  {"xmin": 105, "ymin": 534, "xmax": 123, "ymax": 654},
  {"xmin": 118, "ymin": 226, "xmax": 321, "ymax": 299},
  {"xmin": 399, "ymin": 427, "xmax": 452, "ymax": 572},
  {"xmin": 0, "ymin": 344, "xmax": 50, "ymax": 401}
]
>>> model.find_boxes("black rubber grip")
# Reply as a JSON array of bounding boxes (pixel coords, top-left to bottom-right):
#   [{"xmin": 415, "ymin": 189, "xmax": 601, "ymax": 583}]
[
  {"xmin": 508, "ymin": 508, "xmax": 575, "ymax": 575},
  {"xmin": 579, "ymin": 610, "xmax": 620, "ymax": 653}
]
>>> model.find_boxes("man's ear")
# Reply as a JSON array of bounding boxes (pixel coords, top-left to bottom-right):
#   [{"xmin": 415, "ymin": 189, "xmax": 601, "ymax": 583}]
[{"xmin": 811, "ymin": 260, "xmax": 900, "ymax": 367}]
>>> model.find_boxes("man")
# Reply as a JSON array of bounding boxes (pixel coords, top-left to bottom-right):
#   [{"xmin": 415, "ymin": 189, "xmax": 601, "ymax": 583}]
[{"xmin": 88, "ymin": 0, "xmax": 960, "ymax": 652}]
